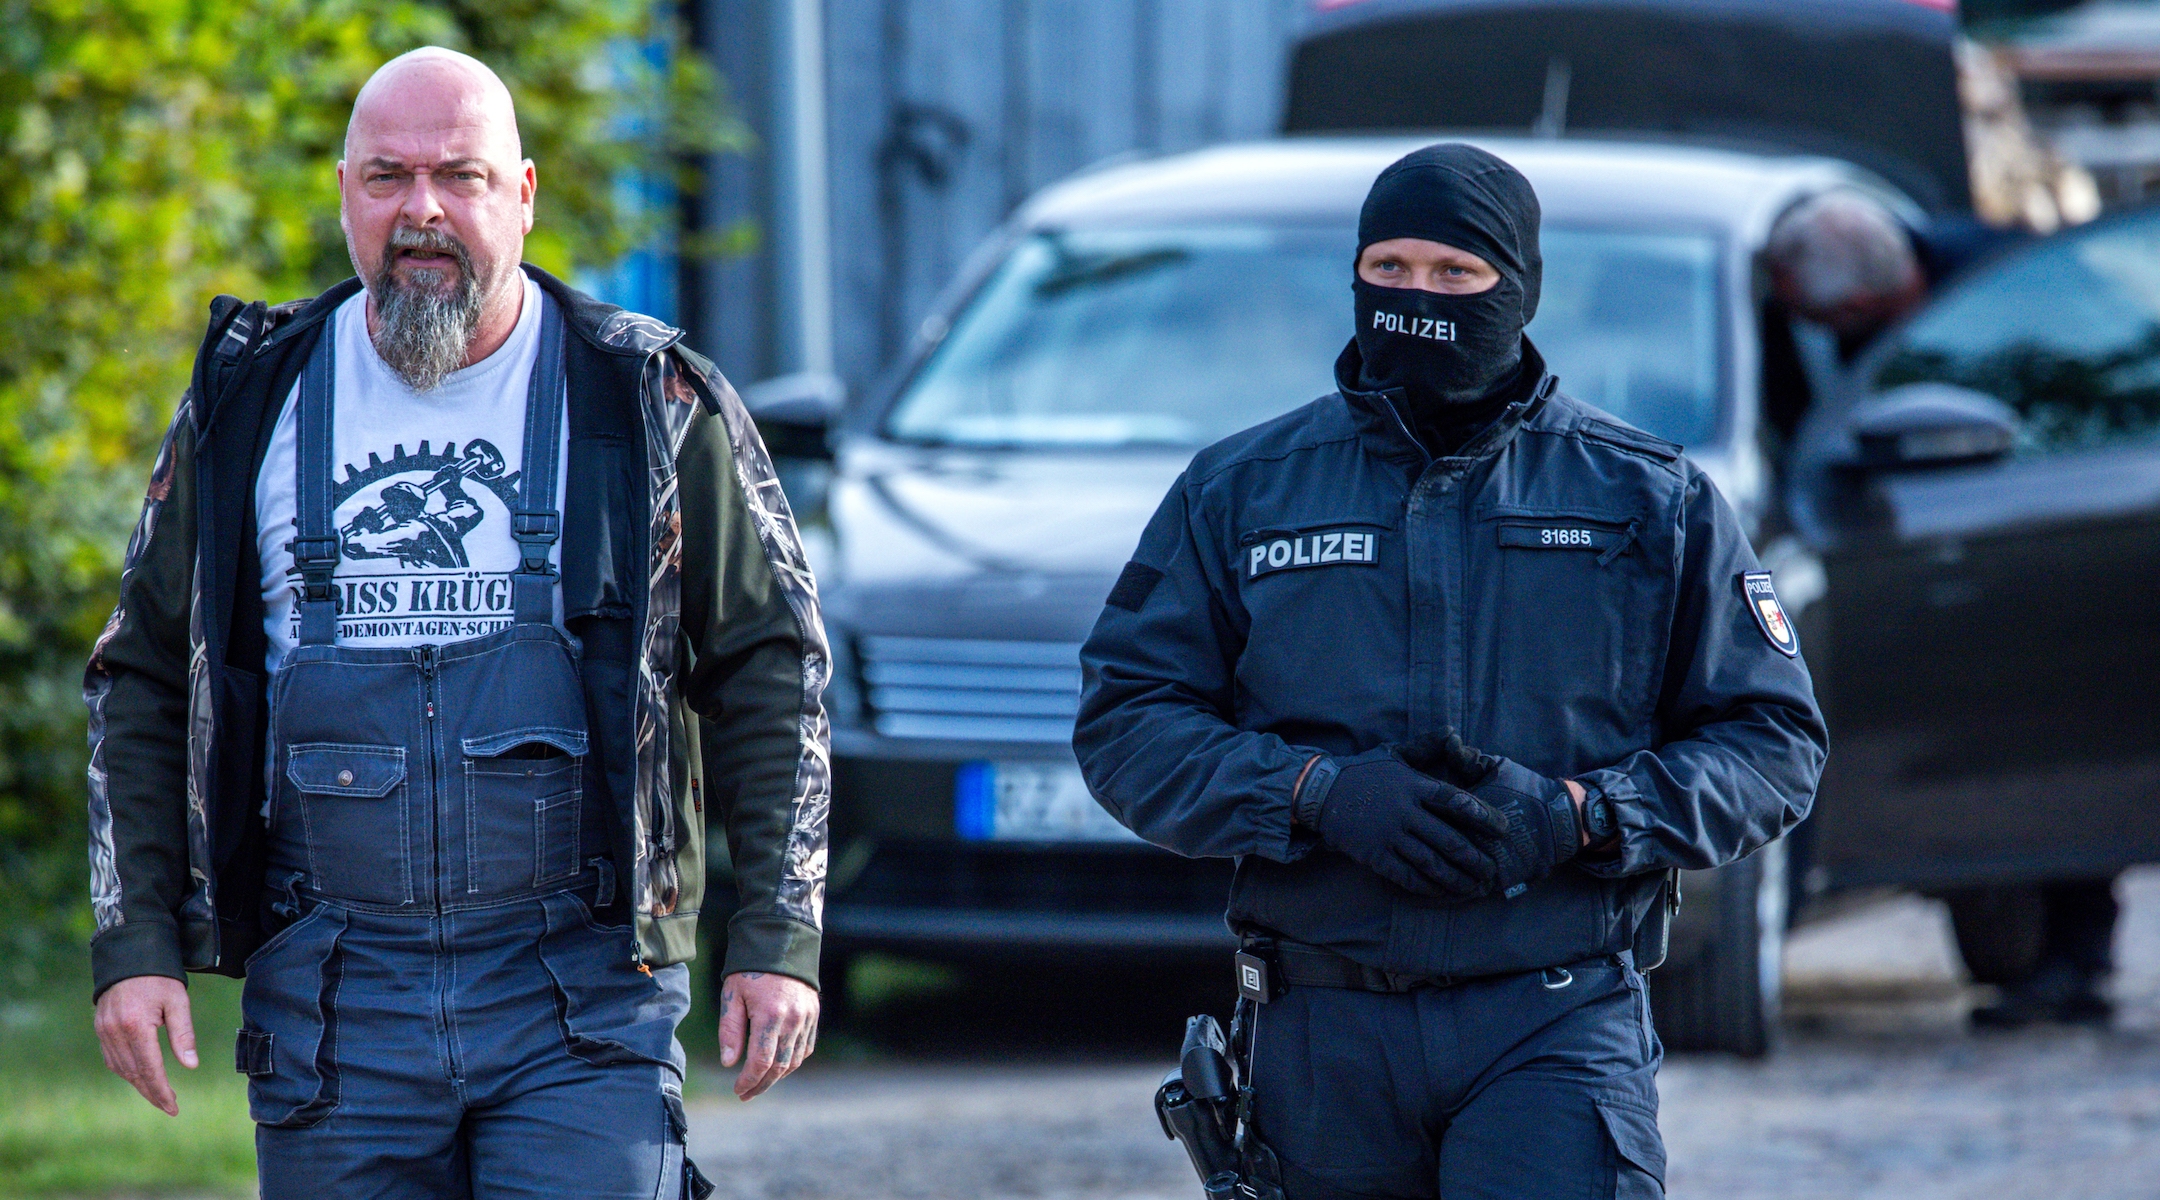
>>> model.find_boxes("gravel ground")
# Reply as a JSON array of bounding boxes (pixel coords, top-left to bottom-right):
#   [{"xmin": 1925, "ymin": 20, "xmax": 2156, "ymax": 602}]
[{"xmin": 687, "ymin": 869, "xmax": 2160, "ymax": 1199}]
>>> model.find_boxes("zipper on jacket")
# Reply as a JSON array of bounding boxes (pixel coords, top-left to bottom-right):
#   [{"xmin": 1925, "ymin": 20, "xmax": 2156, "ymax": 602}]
[{"xmin": 1380, "ymin": 393, "xmax": 1435, "ymax": 476}]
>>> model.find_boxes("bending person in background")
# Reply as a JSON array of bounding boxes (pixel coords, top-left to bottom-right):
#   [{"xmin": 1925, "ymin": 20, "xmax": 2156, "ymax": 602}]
[
  {"xmin": 1763, "ymin": 189, "xmax": 2114, "ymax": 1029},
  {"xmin": 1758, "ymin": 188, "xmax": 2027, "ymax": 447}
]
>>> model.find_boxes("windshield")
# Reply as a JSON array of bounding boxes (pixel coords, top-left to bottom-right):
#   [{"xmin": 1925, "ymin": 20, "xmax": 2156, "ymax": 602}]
[{"xmin": 884, "ymin": 225, "xmax": 1724, "ymax": 448}]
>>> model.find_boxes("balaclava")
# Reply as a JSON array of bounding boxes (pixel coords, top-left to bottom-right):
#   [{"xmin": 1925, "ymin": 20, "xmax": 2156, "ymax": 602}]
[{"xmin": 1351, "ymin": 144, "xmax": 1543, "ymax": 411}]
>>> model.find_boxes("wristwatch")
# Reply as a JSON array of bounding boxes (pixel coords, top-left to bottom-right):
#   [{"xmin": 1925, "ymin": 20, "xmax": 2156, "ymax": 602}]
[{"xmin": 1576, "ymin": 781, "xmax": 1618, "ymax": 847}]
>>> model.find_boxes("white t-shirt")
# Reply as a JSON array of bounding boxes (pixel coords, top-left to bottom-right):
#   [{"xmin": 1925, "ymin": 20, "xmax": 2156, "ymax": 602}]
[{"xmin": 257, "ymin": 277, "xmax": 567, "ymax": 671}]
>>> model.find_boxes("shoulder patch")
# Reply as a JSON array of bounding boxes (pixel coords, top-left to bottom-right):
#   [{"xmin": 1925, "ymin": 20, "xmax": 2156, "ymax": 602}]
[
  {"xmin": 1740, "ymin": 571, "xmax": 1799, "ymax": 656},
  {"xmin": 1579, "ymin": 418, "xmax": 1681, "ymax": 462},
  {"xmin": 1106, "ymin": 561, "xmax": 1164, "ymax": 612}
]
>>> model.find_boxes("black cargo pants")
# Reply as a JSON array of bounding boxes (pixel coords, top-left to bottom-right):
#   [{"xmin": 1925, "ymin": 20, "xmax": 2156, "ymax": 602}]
[{"xmin": 1248, "ymin": 953, "xmax": 1665, "ymax": 1198}]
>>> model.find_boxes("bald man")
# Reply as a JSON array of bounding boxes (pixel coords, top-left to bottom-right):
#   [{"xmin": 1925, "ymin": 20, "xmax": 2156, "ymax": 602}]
[{"xmin": 86, "ymin": 48, "xmax": 829, "ymax": 1197}]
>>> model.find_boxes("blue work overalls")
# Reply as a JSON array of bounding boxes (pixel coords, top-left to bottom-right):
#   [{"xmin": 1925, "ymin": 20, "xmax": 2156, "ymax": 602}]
[{"xmin": 238, "ymin": 298, "xmax": 706, "ymax": 1199}]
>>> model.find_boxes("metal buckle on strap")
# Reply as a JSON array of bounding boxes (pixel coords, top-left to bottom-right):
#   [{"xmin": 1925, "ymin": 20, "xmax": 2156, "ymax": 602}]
[
  {"xmin": 287, "ymin": 535, "xmax": 341, "ymax": 601},
  {"xmin": 1234, "ymin": 947, "xmax": 1278, "ymax": 1004},
  {"xmin": 288, "ymin": 534, "xmax": 341, "ymax": 565},
  {"xmin": 512, "ymin": 511, "xmax": 560, "ymax": 540},
  {"xmin": 511, "ymin": 511, "xmax": 560, "ymax": 578}
]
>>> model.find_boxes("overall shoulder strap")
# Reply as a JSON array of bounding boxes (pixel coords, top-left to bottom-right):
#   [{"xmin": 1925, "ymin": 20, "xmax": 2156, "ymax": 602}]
[
  {"xmin": 292, "ymin": 319, "xmax": 340, "ymax": 646},
  {"xmin": 512, "ymin": 295, "xmax": 567, "ymax": 625}
]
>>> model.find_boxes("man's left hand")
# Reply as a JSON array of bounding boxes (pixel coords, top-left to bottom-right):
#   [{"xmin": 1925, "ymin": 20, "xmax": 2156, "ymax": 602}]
[{"xmin": 717, "ymin": 971, "xmax": 819, "ymax": 1100}]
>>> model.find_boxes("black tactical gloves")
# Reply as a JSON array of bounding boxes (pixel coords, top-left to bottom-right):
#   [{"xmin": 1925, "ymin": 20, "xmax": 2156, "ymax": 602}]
[
  {"xmin": 1299, "ymin": 749, "xmax": 1509, "ymax": 900},
  {"xmin": 1400, "ymin": 730, "xmax": 1582, "ymax": 897},
  {"xmin": 1299, "ymin": 733, "xmax": 1590, "ymax": 901}
]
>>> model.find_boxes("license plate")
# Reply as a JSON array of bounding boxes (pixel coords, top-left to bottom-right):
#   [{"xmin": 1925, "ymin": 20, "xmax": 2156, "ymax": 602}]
[{"xmin": 955, "ymin": 760, "xmax": 1141, "ymax": 843}]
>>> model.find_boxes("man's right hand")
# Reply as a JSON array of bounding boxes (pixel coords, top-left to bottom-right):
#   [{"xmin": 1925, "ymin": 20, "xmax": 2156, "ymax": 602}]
[
  {"xmin": 93, "ymin": 975, "xmax": 197, "ymax": 1116},
  {"xmin": 1309, "ymin": 755, "xmax": 1508, "ymax": 899}
]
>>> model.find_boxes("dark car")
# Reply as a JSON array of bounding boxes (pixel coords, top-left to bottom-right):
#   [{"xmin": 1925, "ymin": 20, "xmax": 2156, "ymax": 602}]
[{"xmin": 1789, "ymin": 204, "xmax": 2160, "ymax": 977}]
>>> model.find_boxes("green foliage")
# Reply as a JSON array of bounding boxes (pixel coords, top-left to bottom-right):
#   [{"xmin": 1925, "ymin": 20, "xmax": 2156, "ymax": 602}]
[{"xmin": 0, "ymin": 0, "xmax": 743, "ymax": 986}]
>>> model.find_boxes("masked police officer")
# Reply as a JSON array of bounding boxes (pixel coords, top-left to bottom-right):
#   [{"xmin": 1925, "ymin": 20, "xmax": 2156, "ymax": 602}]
[{"xmin": 1074, "ymin": 144, "xmax": 1828, "ymax": 1198}]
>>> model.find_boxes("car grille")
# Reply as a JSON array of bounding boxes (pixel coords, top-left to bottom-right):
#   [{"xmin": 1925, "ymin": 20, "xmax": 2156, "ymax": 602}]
[{"xmin": 858, "ymin": 636, "xmax": 1083, "ymax": 743}]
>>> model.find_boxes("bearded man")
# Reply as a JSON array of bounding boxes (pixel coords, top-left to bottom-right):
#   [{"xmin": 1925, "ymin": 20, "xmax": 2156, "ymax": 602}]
[{"xmin": 86, "ymin": 48, "xmax": 828, "ymax": 1198}]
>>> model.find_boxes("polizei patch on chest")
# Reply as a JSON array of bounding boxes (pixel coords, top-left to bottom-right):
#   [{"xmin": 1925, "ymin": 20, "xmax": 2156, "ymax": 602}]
[
  {"xmin": 1496, "ymin": 523, "xmax": 1625, "ymax": 552},
  {"xmin": 1243, "ymin": 527, "xmax": 1382, "ymax": 580},
  {"xmin": 1741, "ymin": 571, "xmax": 1800, "ymax": 656}
]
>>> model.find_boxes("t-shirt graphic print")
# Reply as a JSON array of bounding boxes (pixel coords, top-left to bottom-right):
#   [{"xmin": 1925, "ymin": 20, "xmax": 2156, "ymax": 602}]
[
  {"xmin": 256, "ymin": 276, "xmax": 567, "ymax": 670},
  {"xmin": 328, "ymin": 435, "xmax": 518, "ymax": 636}
]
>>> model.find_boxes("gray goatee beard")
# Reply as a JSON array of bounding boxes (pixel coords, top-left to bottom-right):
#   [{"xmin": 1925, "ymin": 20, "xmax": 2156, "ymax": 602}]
[{"xmin": 364, "ymin": 227, "xmax": 488, "ymax": 393}]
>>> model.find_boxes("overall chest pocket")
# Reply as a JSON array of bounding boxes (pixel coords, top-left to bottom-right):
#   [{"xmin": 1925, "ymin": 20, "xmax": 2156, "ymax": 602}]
[
  {"xmin": 462, "ymin": 727, "xmax": 589, "ymax": 895},
  {"xmin": 1482, "ymin": 510, "xmax": 1653, "ymax": 725},
  {"xmin": 284, "ymin": 744, "xmax": 411, "ymax": 907}
]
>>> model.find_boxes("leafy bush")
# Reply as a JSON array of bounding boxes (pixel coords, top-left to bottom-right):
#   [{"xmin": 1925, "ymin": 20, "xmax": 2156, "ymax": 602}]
[{"xmin": 0, "ymin": 0, "xmax": 739, "ymax": 989}]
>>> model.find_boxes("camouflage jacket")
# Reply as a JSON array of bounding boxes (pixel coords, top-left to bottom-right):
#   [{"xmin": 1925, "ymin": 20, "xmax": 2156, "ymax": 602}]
[{"xmin": 85, "ymin": 266, "xmax": 829, "ymax": 999}]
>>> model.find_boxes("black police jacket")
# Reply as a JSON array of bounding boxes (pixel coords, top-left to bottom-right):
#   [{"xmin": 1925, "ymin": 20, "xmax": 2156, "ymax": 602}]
[{"xmin": 1073, "ymin": 343, "xmax": 1828, "ymax": 977}]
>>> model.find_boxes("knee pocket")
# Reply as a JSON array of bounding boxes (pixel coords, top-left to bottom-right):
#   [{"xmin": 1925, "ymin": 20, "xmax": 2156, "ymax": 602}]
[{"xmin": 1596, "ymin": 1099, "xmax": 1665, "ymax": 1198}]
